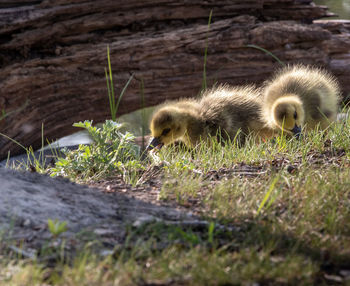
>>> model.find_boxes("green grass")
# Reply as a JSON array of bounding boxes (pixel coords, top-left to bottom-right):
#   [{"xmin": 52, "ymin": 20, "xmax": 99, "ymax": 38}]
[
  {"xmin": 105, "ymin": 45, "xmax": 134, "ymax": 122},
  {"xmin": 0, "ymin": 123, "xmax": 54, "ymax": 173},
  {"xmin": 50, "ymin": 120, "xmax": 143, "ymax": 184},
  {"xmin": 1, "ymin": 111, "xmax": 350, "ymax": 285}
]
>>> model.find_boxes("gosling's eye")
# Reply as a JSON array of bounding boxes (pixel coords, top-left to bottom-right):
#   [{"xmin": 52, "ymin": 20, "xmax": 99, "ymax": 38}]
[
  {"xmin": 162, "ymin": 128, "xmax": 171, "ymax": 136},
  {"xmin": 293, "ymin": 111, "xmax": 297, "ymax": 119}
]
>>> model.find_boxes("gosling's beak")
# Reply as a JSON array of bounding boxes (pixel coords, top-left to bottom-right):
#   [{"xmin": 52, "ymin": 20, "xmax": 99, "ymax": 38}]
[
  {"xmin": 291, "ymin": 125, "xmax": 302, "ymax": 138},
  {"xmin": 146, "ymin": 137, "xmax": 164, "ymax": 151}
]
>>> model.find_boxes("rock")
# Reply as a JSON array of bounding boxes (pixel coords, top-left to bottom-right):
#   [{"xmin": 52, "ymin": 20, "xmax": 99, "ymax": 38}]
[{"xmin": 0, "ymin": 168, "xmax": 195, "ymax": 254}]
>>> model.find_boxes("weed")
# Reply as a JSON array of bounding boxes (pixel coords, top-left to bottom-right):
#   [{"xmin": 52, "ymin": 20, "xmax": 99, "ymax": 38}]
[
  {"xmin": 50, "ymin": 120, "xmax": 143, "ymax": 183},
  {"xmin": 47, "ymin": 219, "xmax": 68, "ymax": 239},
  {"xmin": 0, "ymin": 124, "xmax": 51, "ymax": 172},
  {"xmin": 105, "ymin": 45, "xmax": 134, "ymax": 121}
]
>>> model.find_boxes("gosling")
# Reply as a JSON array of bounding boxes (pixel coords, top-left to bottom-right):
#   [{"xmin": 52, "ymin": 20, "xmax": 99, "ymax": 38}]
[
  {"xmin": 147, "ymin": 98, "xmax": 203, "ymax": 150},
  {"xmin": 147, "ymin": 85, "xmax": 272, "ymax": 150},
  {"xmin": 198, "ymin": 85, "xmax": 274, "ymax": 145},
  {"xmin": 262, "ymin": 65, "xmax": 341, "ymax": 137}
]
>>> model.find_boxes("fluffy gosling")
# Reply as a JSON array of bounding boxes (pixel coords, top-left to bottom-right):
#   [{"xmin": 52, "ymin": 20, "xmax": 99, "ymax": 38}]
[
  {"xmin": 262, "ymin": 65, "xmax": 341, "ymax": 136},
  {"xmin": 198, "ymin": 85, "xmax": 273, "ymax": 144},
  {"xmin": 147, "ymin": 85, "xmax": 272, "ymax": 150},
  {"xmin": 147, "ymin": 98, "xmax": 203, "ymax": 150}
]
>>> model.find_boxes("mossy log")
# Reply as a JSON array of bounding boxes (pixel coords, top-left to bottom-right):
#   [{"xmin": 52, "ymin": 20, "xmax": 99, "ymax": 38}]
[{"xmin": 0, "ymin": 0, "xmax": 349, "ymax": 159}]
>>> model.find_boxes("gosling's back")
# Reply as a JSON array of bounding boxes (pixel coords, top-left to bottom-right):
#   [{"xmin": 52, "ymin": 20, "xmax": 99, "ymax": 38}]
[{"xmin": 199, "ymin": 85, "xmax": 266, "ymax": 143}]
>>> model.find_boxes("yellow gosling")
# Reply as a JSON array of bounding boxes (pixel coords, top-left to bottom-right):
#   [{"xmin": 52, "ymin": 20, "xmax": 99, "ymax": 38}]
[
  {"xmin": 147, "ymin": 85, "xmax": 273, "ymax": 150},
  {"xmin": 147, "ymin": 99, "xmax": 203, "ymax": 150},
  {"xmin": 199, "ymin": 85, "xmax": 274, "ymax": 145},
  {"xmin": 262, "ymin": 65, "xmax": 341, "ymax": 136}
]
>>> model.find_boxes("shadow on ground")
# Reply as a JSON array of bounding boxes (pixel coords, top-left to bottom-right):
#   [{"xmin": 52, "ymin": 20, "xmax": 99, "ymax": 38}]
[{"xmin": 0, "ymin": 167, "xmax": 201, "ymax": 261}]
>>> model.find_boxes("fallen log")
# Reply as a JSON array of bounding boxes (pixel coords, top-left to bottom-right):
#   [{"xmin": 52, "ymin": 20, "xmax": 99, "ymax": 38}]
[{"xmin": 0, "ymin": 0, "xmax": 349, "ymax": 159}]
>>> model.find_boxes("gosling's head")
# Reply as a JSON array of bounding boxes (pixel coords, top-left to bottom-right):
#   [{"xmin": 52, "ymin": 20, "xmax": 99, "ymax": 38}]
[
  {"xmin": 147, "ymin": 107, "xmax": 187, "ymax": 151},
  {"xmin": 272, "ymin": 95, "xmax": 304, "ymax": 137}
]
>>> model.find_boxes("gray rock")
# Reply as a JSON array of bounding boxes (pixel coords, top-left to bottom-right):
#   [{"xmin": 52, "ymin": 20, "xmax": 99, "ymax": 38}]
[{"xmin": 0, "ymin": 168, "xmax": 194, "ymax": 254}]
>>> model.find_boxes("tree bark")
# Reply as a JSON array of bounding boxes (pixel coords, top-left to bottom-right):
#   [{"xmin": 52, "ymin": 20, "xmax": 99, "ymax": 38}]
[{"xmin": 0, "ymin": 0, "xmax": 349, "ymax": 159}]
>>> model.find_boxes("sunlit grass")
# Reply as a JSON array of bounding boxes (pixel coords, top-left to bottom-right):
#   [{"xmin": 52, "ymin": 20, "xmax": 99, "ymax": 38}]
[
  {"xmin": 2, "ymin": 92, "xmax": 350, "ymax": 285},
  {"xmin": 2, "ymin": 110, "xmax": 349, "ymax": 285}
]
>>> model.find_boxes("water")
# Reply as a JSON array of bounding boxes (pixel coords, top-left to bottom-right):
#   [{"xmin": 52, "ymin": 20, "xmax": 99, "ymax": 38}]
[{"xmin": 314, "ymin": 0, "xmax": 350, "ymax": 19}]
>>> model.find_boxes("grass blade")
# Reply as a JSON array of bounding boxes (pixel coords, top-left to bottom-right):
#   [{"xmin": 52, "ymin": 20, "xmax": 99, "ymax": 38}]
[
  {"xmin": 115, "ymin": 74, "xmax": 134, "ymax": 118},
  {"xmin": 257, "ymin": 176, "xmax": 280, "ymax": 215},
  {"xmin": 246, "ymin": 44, "xmax": 285, "ymax": 66},
  {"xmin": 106, "ymin": 45, "xmax": 116, "ymax": 121},
  {"xmin": 105, "ymin": 67, "xmax": 114, "ymax": 120},
  {"xmin": 140, "ymin": 77, "xmax": 146, "ymax": 150}
]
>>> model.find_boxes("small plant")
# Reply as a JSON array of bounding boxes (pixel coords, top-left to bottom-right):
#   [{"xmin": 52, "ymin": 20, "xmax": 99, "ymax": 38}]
[
  {"xmin": 47, "ymin": 219, "xmax": 68, "ymax": 239},
  {"xmin": 105, "ymin": 45, "xmax": 134, "ymax": 121},
  {"xmin": 50, "ymin": 120, "xmax": 143, "ymax": 183}
]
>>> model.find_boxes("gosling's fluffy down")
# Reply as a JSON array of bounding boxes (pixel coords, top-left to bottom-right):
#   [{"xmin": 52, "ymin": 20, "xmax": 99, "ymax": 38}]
[
  {"xmin": 148, "ymin": 98, "xmax": 203, "ymax": 148},
  {"xmin": 147, "ymin": 85, "xmax": 272, "ymax": 150},
  {"xmin": 199, "ymin": 85, "xmax": 273, "ymax": 145},
  {"xmin": 262, "ymin": 65, "xmax": 341, "ymax": 135}
]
